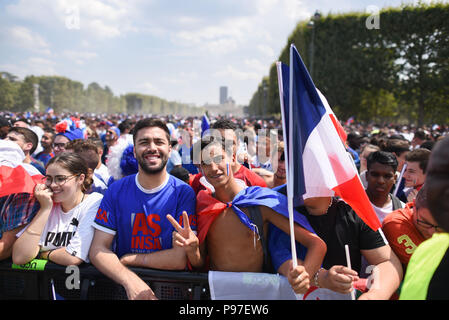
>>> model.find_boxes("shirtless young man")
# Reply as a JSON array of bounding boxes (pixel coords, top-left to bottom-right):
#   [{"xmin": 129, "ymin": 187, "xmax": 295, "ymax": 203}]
[{"xmin": 168, "ymin": 136, "xmax": 326, "ymax": 294}]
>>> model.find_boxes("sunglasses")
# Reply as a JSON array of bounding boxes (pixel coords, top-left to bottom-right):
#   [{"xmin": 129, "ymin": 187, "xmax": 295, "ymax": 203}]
[{"xmin": 53, "ymin": 143, "xmax": 67, "ymax": 149}]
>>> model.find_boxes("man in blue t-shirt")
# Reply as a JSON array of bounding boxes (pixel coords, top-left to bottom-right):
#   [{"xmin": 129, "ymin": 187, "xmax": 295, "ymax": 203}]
[{"xmin": 89, "ymin": 118, "xmax": 197, "ymax": 300}]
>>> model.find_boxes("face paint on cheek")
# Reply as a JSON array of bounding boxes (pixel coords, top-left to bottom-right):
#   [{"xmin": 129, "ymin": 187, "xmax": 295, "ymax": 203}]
[{"xmin": 226, "ymin": 163, "xmax": 230, "ymax": 176}]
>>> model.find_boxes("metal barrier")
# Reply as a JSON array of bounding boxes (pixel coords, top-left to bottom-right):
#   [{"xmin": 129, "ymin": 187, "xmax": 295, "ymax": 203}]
[{"xmin": 0, "ymin": 259, "xmax": 210, "ymax": 300}]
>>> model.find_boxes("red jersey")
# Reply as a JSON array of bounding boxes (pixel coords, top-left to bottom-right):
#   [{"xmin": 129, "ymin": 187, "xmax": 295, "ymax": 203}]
[{"xmin": 382, "ymin": 203, "xmax": 425, "ymax": 267}]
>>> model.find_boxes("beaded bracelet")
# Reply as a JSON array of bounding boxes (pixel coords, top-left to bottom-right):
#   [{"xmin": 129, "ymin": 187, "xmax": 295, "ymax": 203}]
[{"xmin": 314, "ymin": 267, "xmax": 324, "ymax": 288}]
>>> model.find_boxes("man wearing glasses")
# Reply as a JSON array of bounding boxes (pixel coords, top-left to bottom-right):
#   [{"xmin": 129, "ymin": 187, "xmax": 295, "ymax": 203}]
[
  {"xmin": 382, "ymin": 184, "xmax": 440, "ymax": 271},
  {"xmin": 400, "ymin": 136, "xmax": 449, "ymax": 300}
]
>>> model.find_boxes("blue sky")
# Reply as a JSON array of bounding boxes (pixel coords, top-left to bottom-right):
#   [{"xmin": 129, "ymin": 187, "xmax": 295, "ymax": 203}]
[{"xmin": 0, "ymin": 0, "xmax": 445, "ymax": 107}]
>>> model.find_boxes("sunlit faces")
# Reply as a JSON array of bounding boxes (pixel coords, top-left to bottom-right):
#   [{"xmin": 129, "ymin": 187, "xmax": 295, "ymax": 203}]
[
  {"xmin": 219, "ymin": 129, "xmax": 237, "ymax": 156},
  {"xmin": 403, "ymin": 161, "xmax": 426, "ymax": 188},
  {"xmin": 366, "ymin": 162, "xmax": 397, "ymax": 197},
  {"xmin": 413, "ymin": 206, "xmax": 441, "ymax": 239},
  {"xmin": 200, "ymin": 143, "xmax": 233, "ymax": 188},
  {"xmin": 44, "ymin": 163, "xmax": 84, "ymax": 204},
  {"xmin": 5, "ymin": 131, "xmax": 31, "ymax": 153},
  {"xmin": 53, "ymin": 135, "xmax": 70, "ymax": 156},
  {"xmin": 41, "ymin": 132, "xmax": 54, "ymax": 149},
  {"xmin": 274, "ymin": 151, "xmax": 286, "ymax": 179},
  {"xmin": 134, "ymin": 126, "xmax": 171, "ymax": 175},
  {"xmin": 105, "ymin": 129, "xmax": 119, "ymax": 146},
  {"xmin": 13, "ymin": 121, "xmax": 29, "ymax": 128}
]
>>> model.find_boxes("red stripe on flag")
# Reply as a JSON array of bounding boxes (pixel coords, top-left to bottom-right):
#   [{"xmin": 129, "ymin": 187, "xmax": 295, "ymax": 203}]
[
  {"xmin": 328, "ymin": 113, "xmax": 347, "ymax": 145},
  {"xmin": 332, "ymin": 174, "xmax": 381, "ymax": 231},
  {"xmin": 0, "ymin": 165, "xmax": 42, "ymax": 198}
]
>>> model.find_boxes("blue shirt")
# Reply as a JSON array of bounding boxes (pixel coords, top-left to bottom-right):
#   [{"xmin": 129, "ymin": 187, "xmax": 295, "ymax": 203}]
[
  {"xmin": 35, "ymin": 151, "xmax": 54, "ymax": 166},
  {"xmin": 93, "ymin": 174, "xmax": 197, "ymax": 258}
]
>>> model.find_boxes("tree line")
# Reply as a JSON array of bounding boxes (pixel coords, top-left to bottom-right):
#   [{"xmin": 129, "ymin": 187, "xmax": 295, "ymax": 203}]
[
  {"xmin": 248, "ymin": 3, "xmax": 449, "ymax": 126},
  {"xmin": 0, "ymin": 73, "xmax": 205, "ymax": 116}
]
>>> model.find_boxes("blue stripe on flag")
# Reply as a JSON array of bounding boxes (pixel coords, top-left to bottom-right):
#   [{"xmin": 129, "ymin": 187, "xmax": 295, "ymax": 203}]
[
  {"xmin": 201, "ymin": 114, "xmax": 210, "ymax": 137},
  {"xmin": 279, "ymin": 45, "xmax": 328, "ymax": 204}
]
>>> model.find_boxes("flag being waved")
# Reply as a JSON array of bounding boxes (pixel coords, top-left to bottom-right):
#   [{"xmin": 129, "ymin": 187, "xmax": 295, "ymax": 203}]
[
  {"xmin": 201, "ymin": 113, "xmax": 210, "ymax": 137},
  {"xmin": 277, "ymin": 44, "xmax": 381, "ymax": 232}
]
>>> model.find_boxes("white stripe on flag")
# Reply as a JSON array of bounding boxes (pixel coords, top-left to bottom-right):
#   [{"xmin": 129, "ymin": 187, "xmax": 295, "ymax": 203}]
[{"xmin": 302, "ymin": 108, "xmax": 355, "ymax": 199}]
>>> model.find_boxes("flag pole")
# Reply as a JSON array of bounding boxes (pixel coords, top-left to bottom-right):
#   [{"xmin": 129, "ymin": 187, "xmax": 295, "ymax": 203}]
[
  {"xmin": 277, "ymin": 54, "xmax": 300, "ymax": 299},
  {"xmin": 276, "ymin": 54, "xmax": 299, "ymax": 269},
  {"xmin": 344, "ymin": 245, "xmax": 356, "ymax": 300},
  {"xmin": 287, "ymin": 45, "xmax": 299, "ymax": 270},
  {"xmin": 393, "ymin": 163, "xmax": 407, "ymax": 197}
]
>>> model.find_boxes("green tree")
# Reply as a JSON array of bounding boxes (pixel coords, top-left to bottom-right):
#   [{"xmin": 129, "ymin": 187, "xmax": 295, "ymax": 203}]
[
  {"xmin": 0, "ymin": 76, "xmax": 17, "ymax": 110},
  {"xmin": 14, "ymin": 76, "xmax": 36, "ymax": 112},
  {"xmin": 251, "ymin": 3, "xmax": 449, "ymax": 125}
]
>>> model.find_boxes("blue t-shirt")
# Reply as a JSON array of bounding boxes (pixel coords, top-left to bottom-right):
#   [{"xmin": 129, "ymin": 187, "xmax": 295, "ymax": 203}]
[
  {"xmin": 93, "ymin": 174, "xmax": 197, "ymax": 258},
  {"xmin": 35, "ymin": 151, "xmax": 54, "ymax": 166},
  {"xmin": 268, "ymin": 224, "xmax": 308, "ymax": 272}
]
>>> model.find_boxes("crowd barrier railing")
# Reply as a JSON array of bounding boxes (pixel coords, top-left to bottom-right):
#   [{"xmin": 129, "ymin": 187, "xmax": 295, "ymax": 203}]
[{"xmin": 0, "ymin": 259, "xmax": 210, "ymax": 300}]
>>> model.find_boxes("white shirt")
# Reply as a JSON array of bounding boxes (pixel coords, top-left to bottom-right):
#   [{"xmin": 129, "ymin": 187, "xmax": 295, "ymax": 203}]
[
  {"xmin": 18, "ymin": 192, "xmax": 103, "ymax": 262},
  {"xmin": 95, "ymin": 163, "xmax": 110, "ymax": 185},
  {"xmin": 371, "ymin": 196, "xmax": 405, "ymax": 223}
]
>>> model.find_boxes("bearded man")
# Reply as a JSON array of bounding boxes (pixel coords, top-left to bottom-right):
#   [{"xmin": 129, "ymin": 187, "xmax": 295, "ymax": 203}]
[{"xmin": 89, "ymin": 118, "xmax": 197, "ymax": 300}]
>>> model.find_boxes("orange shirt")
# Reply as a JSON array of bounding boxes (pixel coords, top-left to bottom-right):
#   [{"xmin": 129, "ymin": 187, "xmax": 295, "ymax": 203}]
[{"xmin": 382, "ymin": 203, "xmax": 425, "ymax": 268}]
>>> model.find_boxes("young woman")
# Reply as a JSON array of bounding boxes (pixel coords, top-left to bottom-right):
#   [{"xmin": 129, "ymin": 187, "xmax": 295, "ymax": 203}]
[{"xmin": 12, "ymin": 153, "xmax": 103, "ymax": 266}]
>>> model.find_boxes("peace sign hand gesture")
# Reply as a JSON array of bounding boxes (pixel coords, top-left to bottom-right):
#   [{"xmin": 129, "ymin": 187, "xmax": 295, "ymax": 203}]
[{"xmin": 167, "ymin": 211, "xmax": 199, "ymax": 256}]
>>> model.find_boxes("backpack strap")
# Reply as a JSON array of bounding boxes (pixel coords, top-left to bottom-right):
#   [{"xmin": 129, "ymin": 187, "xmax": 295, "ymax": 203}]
[
  {"xmin": 247, "ymin": 206, "xmax": 274, "ymax": 273},
  {"xmin": 390, "ymin": 194, "xmax": 403, "ymax": 211}
]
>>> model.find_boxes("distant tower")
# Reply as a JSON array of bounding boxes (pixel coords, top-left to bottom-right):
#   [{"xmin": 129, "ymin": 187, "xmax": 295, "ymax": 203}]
[
  {"xmin": 219, "ymin": 86, "xmax": 228, "ymax": 105},
  {"xmin": 33, "ymin": 83, "xmax": 40, "ymax": 112}
]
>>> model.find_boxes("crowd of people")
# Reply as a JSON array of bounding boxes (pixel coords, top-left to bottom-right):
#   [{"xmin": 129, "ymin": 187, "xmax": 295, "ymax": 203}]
[{"xmin": 0, "ymin": 109, "xmax": 448, "ymax": 300}]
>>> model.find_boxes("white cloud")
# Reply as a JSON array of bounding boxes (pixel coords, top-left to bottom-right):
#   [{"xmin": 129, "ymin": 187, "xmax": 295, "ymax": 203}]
[
  {"xmin": 63, "ymin": 50, "xmax": 98, "ymax": 65},
  {"xmin": 2, "ymin": 58, "xmax": 57, "ymax": 79},
  {"xmin": 6, "ymin": 0, "xmax": 142, "ymax": 39},
  {"xmin": 86, "ymin": 19, "xmax": 121, "ymax": 38},
  {"xmin": 2, "ymin": 0, "xmax": 314, "ymax": 105},
  {"xmin": 161, "ymin": 72, "xmax": 199, "ymax": 85},
  {"xmin": 27, "ymin": 57, "xmax": 57, "ymax": 75},
  {"xmin": 214, "ymin": 65, "xmax": 260, "ymax": 81},
  {"xmin": 257, "ymin": 44, "xmax": 275, "ymax": 58},
  {"xmin": 139, "ymin": 82, "xmax": 163, "ymax": 96},
  {"xmin": 244, "ymin": 58, "xmax": 269, "ymax": 74},
  {"xmin": 5, "ymin": 26, "xmax": 51, "ymax": 55}
]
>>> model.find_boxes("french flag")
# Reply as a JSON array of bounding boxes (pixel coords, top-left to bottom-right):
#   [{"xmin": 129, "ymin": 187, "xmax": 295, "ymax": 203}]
[
  {"xmin": 277, "ymin": 44, "xmax": 381, "ymax": 232},
  {"xmin": 0, "ymin": 140, "xmax": 43, "ymax": 198},
  {"xmin": 201, "ymin": 113, "xmax": 210, "ymax": 137},
  {"xmin": 346, "ymin": 116, "xmax": 355, "ymax": 126}
]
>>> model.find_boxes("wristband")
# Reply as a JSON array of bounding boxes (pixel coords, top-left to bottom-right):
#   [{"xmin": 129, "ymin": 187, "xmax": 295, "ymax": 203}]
[
  {"xmin": 47, "ymin": 249, "xmax": 55, "ymax": 262},
  {"xmin": 314, "ymin": 267, "xmax": 324, "ymax": 288}
]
